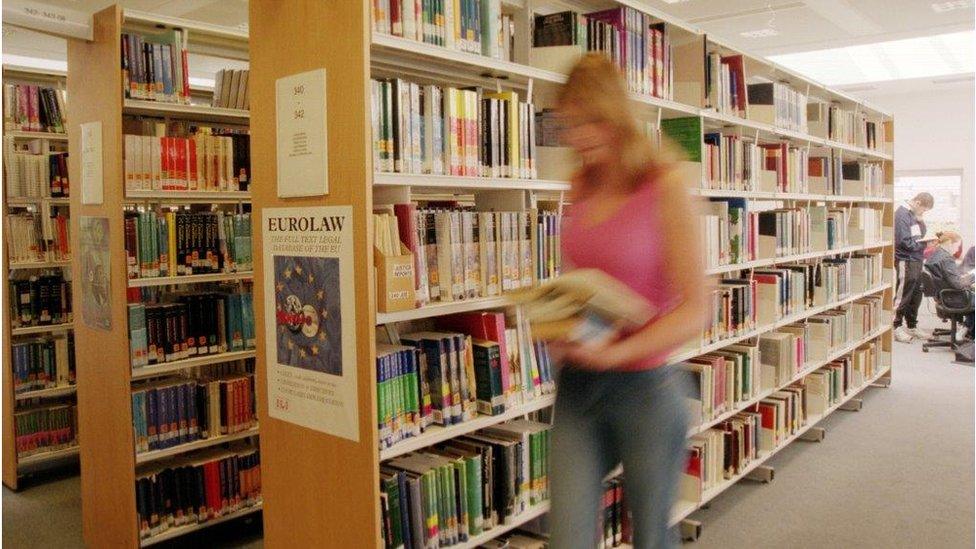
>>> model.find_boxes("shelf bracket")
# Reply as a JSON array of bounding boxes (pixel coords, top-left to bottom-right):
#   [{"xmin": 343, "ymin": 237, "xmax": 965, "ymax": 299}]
[
  {"xmin": 839, "ymin": 398, "xmax": 862, "ymax": 412},
  {"xmin": 746, "ymin": 465, "xmax": 774, "ymax": 483},
  {"xmin": 679, "ymin": 519, "xmax": 702, "ymax": 542},
  {"xmin": 800, "ymin": 427, "xmax": 826, "ymax": 442}
]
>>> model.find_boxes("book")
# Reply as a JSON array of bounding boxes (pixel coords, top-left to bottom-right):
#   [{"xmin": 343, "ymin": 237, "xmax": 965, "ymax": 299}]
[
  {"xmin": 3, "ymin": 84, "xmax": 66, "ymax": 132},
  {"xmin": 508, "ymin": 268, "xmax": 655, "ymax": 345},
  {"xmin": 10, "ymin": 335, "xmax": 76, "ymax": 393},
  {"xmin": 8, "ymin": 271, "xmax": 73, "ymax": 328},
  {"xmin": 122, "ymin": 30, "xmax": 190, "ymax": 104},
  {"xmin": 372, "ymin": 78, "xmax": 537, "ymax": 178},
  {"xmin": 14, "ymin": 401, "xmax": 77, "ymax": 458},
  {"xmin": 130, "ymin": 371, "xmax": 256, "ymax": 453},
  {"xmin": 122, "ymin": 126, "xmax": 249, "ymax": 192},
  {"xmin": 135, "ymin": 445, "xmax": 261, "ymax": 539}
]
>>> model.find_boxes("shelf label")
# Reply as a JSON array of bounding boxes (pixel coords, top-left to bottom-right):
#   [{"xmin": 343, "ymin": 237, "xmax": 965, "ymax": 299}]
[
  {"xmin": 262, "ymin": 206, "xmax": 359, "ymax": 441},
  {"xmin": 275, "ymin": 68, "xmax": 328, "ymax": 198},
  {"xmin": 78, "ymin": 216, "xmax": 112, "ymax": 330},
  {"xmin": 80, "ymin": 121, "xmax": 103, "ymax": 205}
]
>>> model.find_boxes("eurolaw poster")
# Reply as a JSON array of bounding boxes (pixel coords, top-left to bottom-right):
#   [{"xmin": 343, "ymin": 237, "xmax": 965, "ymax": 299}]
[{"xmin": 262, "ymin": 206, "xmax": 358, "ymax": 440}]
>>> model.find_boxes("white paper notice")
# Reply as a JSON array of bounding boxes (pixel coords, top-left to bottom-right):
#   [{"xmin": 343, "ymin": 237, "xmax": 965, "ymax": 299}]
[
  {"xmin": 276, "ymin": 69, "xmax": 328, "ymax": 198},
  {"xmin": 80, "ymin": 122, "xmax": 103, "ymax": 204},
  {"xmin": 263, "ymin": 206, "xmax": 358, "ymax": 440}
]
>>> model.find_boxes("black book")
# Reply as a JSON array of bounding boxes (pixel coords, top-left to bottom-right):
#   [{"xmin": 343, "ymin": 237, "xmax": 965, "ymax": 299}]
[
  {"xmin": 533, "ymin": 11, "xmax": 579, "ymax": 47},
  {"xmin": 747, "ymin": 82, "xmax": 776, "ymax": 106}
]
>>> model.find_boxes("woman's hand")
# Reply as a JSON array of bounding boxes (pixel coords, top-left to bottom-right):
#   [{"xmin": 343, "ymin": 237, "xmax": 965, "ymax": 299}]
[{"xmin": 558, "ymin": 338, "xmax": 630, "ymax": 371}]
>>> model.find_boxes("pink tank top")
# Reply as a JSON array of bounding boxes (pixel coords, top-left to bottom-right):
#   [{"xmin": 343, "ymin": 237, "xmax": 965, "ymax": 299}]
[{"xmin": 561, "ymin": 177, "xmax": 678, "ymax": 370}]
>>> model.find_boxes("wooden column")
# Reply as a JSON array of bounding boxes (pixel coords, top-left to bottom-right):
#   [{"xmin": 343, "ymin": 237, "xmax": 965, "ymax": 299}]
[
  {"xmin": 67, "ymin": 5, "xmax": 139, "ymax": 547},
  {"xmin": 249, "ymin": 1, "xmax": 380, "ymax": 546}
]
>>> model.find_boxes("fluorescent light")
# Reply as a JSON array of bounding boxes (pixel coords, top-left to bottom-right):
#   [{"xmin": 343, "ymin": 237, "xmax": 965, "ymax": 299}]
[
  {"xmin": 769, "ymin": 30, "xmax": 974, "ymax": 85},
  {"xmin": 931, "ymin": 1, "xmax": 972, "ymax": 13},
  {"xmin": 740, "ymin": 29, "xmax": 780, "ymax": 38},
  {"xmin": 1, "ymin": 54, "xmax": 67, "ymax": 73}
]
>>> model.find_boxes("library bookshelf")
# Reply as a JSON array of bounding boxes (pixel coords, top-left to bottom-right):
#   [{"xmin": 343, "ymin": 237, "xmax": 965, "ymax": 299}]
[
  {"xmin": 66, "ymin": 7, "xmax": 257, "ymax": 547},
  {"xmin": 246, "ymin": 0, "xmax": 896, "ymax": 548},
  {"xmin": 2, "ymin": 66, "xmax": 78, "ymax": 490}
]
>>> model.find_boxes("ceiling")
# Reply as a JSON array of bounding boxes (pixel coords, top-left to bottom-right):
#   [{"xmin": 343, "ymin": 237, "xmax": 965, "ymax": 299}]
[
  {"xmin": 638, "ymin": 0, "xmax": 975, "ymax": 56},
  {"xmin": 3, "ymin": 0, "xmax": 974, "ymax": 94}
]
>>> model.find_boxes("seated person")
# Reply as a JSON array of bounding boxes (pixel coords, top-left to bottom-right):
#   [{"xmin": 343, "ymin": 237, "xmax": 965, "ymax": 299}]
[{"xmin": 925, "ymin": 231, "xmax": 975, "ymax": 340}]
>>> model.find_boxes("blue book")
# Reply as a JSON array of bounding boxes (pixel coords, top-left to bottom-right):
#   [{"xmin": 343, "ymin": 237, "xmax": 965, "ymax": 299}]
[
  {"xmin": 146, "ymin": 388, "xmax": 159, "ymax": 450},
  {"xmin": 241, "ymin": 293, "xmax": 255, "ymax": 349}
]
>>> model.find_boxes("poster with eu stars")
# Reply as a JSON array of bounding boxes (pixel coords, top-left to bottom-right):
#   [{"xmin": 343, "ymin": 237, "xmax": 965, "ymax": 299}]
[{"xmin": 262, "ymin": 205, "xmax": 358, "ymax": 441}]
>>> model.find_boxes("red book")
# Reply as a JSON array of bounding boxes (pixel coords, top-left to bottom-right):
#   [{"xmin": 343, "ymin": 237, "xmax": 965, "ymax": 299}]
[
  {"xmin": 188, "ymin": 138, "xmax": 198, "ymax": 190},
  {"xmin": 437, "ymin": 312, "xmax": 511, "ymax": 395},
  {"xmin": 160, "ymin": 137, "xmax": 171, "ymax": 190},
  {"xmin": 720, "ymin": 55, "xmax": 746, "ymax": 115},
  {"xmin": 176, "ymin": 137, "xmax": 187, "ymax": 189}
]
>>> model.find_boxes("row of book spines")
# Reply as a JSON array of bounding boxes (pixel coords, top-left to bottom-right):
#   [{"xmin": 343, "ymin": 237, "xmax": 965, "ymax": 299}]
[
  {"xmin": 2, "ymin": 84, "xmax": 66, "ymax": 133},
  {"xmin": 11, "ymin": 336, "xmax": 75, "ymax": 392},
  {"xmin": 598, "ymin": 477, "xmax": 628, "ymax": 548},
  {"xmin": 123, "ymin": 133, "xmax": 250, "ymax": 192},
  {"xmin": 136, "ymin": 447, "xmax": 261, "ymax": 540},
  {"xmin": 5, "ymin": 214, "xmax": 71, "ymax": 263},
  {"xmin": 124, "ymin": 211, "xmax": 253, "ymax": 279},
  {"xmin": 372, "ymin": 0, "xmax": 507, "ymax": 57},
  {"xmin": 211, "ymin": 69, "xmax": 250, "ymax": 110},
  {"xmin": 705, "ymin": 53, "xmax": 746, "ymax": 115},
  {"xmin": 132, "ymin": 375, "xmax": 255, "ymax": 454},
  {"xmin": 690, "ymin": 310, "xmax": 883, "ymax": 421},
  {"xmin": 403, "ymin": 208, "xmax": 561, "ymax": 307},
  {"xmin": 372, "ymin": 79, "xmax": 537, "ymax": 179},
  {"xmin": 381, "ymin": 422, "xmax": 551, "ymax": 548},
  {"xmin": 823, "ymin": 107, "xmax": 879, "ymax": 147},
  {"xmin": 14, "ymin": 403, "xmax": 76, "ymax": 457},
  {"xmin": 705, "ymin": 260, "xmax": 875, "ymax": 340},
  {"xmin": 9, "ymin": 275, "xmax": 73, "ymax": 327},
  {"xmin": 377, "ymin": 333, "xmax": 555, "ymax": 450},
  {"xmin": 121, "ymin": 31, "xmax": 190, "ymax": 104},
  {"xmin": 687, "ymin": 347, "xmax": 881, "ymax": 494},
  {"xmin": 4, "ymin": 151, "xmax": 70, "ymax": 197},
  {"xmin": 128, "ymin": 293, "xmax": 256, "ymax": 368}
]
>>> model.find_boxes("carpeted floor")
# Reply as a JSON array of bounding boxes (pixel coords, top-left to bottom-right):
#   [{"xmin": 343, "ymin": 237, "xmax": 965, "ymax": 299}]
[
  {"xmin": 689, "ymin": 310, "xmax": 975, "ymax": 548},
  {"xmin": 3, "ymin": 312, "xmax": 973, "ymax": 548}
]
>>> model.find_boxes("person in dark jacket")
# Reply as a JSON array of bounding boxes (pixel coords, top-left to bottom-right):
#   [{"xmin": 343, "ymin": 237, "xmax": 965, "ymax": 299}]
[
  {"xmin": 925, "ymin": 231, "xmax": 974, "ymax": 339},
  {"xmin": 893, "ymin": 192, "xmax": 934, "ymax": 342}
]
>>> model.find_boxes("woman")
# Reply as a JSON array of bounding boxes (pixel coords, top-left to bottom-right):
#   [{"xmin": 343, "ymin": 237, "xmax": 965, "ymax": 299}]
[
  {"xmin": 925, "ymin": 231, "xmax": 974, "ymax": 339},
  {"xmin": 549, "ymin": 54, "xmax": 707, "ymax": 548}
]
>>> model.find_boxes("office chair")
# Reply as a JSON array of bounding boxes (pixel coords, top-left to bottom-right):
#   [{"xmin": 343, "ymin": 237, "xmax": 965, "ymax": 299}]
[{"xmin": 920, "ymin": 268, "xmax": 974, "ymax": 353}]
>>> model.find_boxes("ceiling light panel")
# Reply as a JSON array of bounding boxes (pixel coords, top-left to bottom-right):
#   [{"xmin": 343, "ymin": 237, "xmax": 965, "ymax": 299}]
[{"xmin": 769, "ymin": 30, "xmax": 974, "ymax": 85}]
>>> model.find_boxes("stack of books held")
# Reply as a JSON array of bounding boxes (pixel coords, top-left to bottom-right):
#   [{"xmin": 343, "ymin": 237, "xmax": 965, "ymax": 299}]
[{"xmin": 509, "ymin": 268, "xmax": 655, "ymax": 345}]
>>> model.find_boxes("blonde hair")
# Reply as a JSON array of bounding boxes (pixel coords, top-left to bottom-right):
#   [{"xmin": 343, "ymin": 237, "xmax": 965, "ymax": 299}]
[
  {"xmin": 558, "ymin": 53, "xmax": 683, "ymax": 198},
  {"xmin": 937, "ymin": 230, "xmax": 962, "ymax": 245}
]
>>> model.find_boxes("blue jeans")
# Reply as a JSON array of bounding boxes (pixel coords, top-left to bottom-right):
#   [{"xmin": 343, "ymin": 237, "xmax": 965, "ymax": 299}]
[{"xmin": 550, "ymin": 365, "xmax": 691, "ymax": 549}]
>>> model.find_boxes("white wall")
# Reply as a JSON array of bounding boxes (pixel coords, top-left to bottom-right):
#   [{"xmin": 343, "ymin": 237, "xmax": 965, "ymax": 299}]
[{"xmin": 854, "ymin": 81, "xmax": 975, "ymax": 245}]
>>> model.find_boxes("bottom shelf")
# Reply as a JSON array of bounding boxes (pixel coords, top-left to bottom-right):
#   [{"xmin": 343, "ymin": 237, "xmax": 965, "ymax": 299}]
[
  {"xmin": 461, "ymin": 501, "xmax": 551, "ymax": 549},
  {"xmin": 140, "ymin": 501, "xmax": 263, "ymax": 547},
  {"xmin": 17, "ymin": 444, "xmax": 80, "ymax": 467},
  {"xmin": 671, "ymin": 364, "xmax": 892, "ymax": 525}
]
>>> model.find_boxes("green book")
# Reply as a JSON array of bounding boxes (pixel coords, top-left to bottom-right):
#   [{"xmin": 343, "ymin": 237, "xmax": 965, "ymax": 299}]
[{"xmin": 661, "ymin": 116, "xmax": 703, "ymax": 162}]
